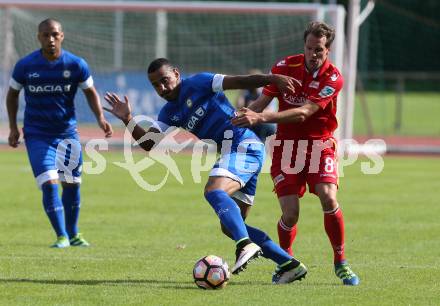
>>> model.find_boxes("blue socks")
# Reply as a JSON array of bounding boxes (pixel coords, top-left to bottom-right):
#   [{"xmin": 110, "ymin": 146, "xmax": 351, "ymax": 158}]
[
  {"xmin": 205, "ymin": 189, "xmax": 297, "ymax": 267},
  {"xmin": 205, "ymin": 190, "xmax": 249, "ymax": 242},
  {"xmin": 62, "ymin": 184, "xmax": 81, "ymax": 238},
  {"xmin": 42, "ymin": 183, "xmax": 68, "ymax": 238},
  {"xmin": 246, "ymin": 225, "xmax": 295, "ymax": 266}
]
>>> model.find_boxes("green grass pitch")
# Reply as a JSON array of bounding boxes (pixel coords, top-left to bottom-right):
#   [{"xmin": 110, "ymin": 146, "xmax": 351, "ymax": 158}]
[
  {"xmin": 0, "ymin": 150, "xmax": 439, "ymax": 305},
  {"xmin": 352, "ymin": 91, "xmax": 440, "ymax": 136}
]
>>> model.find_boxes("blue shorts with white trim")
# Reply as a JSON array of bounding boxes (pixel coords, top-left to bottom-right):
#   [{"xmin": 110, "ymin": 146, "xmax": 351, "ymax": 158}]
[
  {"xmin": 210, "ymin": 140, "xmax": 265, "ymax": 205},
  {"xmin": 24, "ymin": 134, "xmax": 83, "ymax": 188}
]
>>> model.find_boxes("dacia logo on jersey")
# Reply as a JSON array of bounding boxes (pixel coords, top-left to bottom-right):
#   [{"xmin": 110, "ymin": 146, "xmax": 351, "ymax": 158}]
[
  {"xmin": 185, "ymin": 106, "xmax": 205, "ymax": 132},
  {"xmin": 63, "ymin": 70, "xmax": 71, "ymax": 78},
  {"xmin": 186, "ymin": 98, "xmax": 193, "ymax": 108},
  {"xmin": 28, "ymin": 84, "xmax": 71, "ymax": 93},
  {"xmin": 318, "ymin": 86, "xmax": 335, "ymax": 98}
]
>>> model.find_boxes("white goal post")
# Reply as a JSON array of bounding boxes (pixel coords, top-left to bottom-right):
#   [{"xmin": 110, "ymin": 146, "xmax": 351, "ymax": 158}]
[{"xmin": 0, "ymin": 0, "xmax": 347, "ymax": 143}]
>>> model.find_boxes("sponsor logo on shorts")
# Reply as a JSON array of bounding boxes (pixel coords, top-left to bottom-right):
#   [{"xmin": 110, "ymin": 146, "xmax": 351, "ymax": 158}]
[
  {"xmin": 320, "ymin": 173, "xmax": 336, "ymax": 178},
  {"xmin": 273, "ymin": 174, "xmax": 285, "ymax": 185}
]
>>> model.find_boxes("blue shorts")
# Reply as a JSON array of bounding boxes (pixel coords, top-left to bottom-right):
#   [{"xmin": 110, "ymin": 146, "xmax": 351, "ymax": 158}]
[
  {"xmin": 210, "ymin": 140, "xmax": 265, "ymax": 205},
  {"xmin": 24, "ymin": 134, "xmax": 83, "ymax": 189}
]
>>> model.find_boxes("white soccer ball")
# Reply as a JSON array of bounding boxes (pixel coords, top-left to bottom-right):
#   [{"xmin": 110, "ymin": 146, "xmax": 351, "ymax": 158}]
[{"xmin": 193, "ymin": 255, "xmax": 230, "ymax": 289}]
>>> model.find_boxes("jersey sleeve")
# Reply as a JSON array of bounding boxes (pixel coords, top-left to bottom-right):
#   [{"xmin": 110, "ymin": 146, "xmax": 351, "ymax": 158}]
[
  {"xmin": 262, "ymin": 60, "xmax": 286, "ymax": 97},
  {"xmin": 211, "ymin": 74, "xmax": 225, "ymax": 92},
  {"xmin": 307, "ymin": 71, "xmax": 344, "ymax": 109},
  {"xmin": 157, "ymin": 107, "xmax": 174, "ymax": 130},
  {"xmin": 77, "ymin": 58, "xmax": 94, "ymax": 89},
  {"xmin": 9, "ymin": 60, "xmax": 26, "ymax": 90},
  {"xmin": 187, "ymin": 72, "xmax": 221, "ymax": 93}
]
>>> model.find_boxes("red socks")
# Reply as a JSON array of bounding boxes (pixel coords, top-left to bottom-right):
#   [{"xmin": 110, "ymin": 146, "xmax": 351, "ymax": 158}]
[
  {"xmin": 277, "ymin": 207, "xmax": 346, "ymax": 264},
  {"xmin": 324, "ymin": 207, "xmax": 345, "ymax": 264},
  {"xmin": 277, "ymin": 218, "xmax": 297, "ymax": 256}
]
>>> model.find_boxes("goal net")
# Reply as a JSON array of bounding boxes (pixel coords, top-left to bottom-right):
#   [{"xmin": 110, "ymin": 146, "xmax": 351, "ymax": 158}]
[{"xmin": 0, "ymin": 0, "xmax": 345, "ymax": 143}]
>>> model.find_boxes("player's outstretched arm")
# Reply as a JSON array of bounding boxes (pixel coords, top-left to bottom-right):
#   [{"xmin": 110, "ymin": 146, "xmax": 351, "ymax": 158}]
[
  {"xmin": 83, "ymin": 86, "xmax": 113, "ymax": 138},
  {"xmin": 222, "ymin": 74, "xmax": 297, "ymax": 95},
  {"xmin": 261, "ymin": 101, "xmax": 320, "ymax": 124},
  {"xmin": 232, "ymin": 101, "xmax": 320, "ymax": 127},
  {"xmin": 103, "ymin": 92, "xmax": 162, "ymax": 152},
  {"xmin": 6, "ymin": 88, "xmax": 21, "ymax": 148},
  {"xmin": 231, "ymin": 94, "xmax": 274, "ymax": 127},
  {"xmin": 246, "ymin": 94, "xmax": 273, "ymax": 113}
]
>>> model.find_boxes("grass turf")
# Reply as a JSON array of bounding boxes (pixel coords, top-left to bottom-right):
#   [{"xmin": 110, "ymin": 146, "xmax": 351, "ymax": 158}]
[
  {"xmin": 0, "ymin": 150, "xmax": 439, "ymax": 305},
  {"xmin": 352, "ymin": 91, "xmax": 440, "ymax": 136}
]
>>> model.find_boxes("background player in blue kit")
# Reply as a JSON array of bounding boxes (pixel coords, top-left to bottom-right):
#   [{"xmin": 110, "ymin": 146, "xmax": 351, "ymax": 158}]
[
  {"xmin": 104, "ymin": 58, "xmax": 307, "ymax": 284},
  {"xmin": 6, "ymin": 19, "xmax": 113, "ymax": 248}
]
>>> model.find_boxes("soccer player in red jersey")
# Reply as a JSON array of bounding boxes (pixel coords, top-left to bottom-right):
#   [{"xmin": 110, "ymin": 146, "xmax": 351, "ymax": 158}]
[{"xmin": 232, "ymin": 21, "xmax": 359, "ymax": 286}]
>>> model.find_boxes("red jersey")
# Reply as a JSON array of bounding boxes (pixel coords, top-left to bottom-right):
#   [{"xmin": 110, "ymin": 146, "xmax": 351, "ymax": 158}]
[{"xmin": 262, "ymin": 54, "xmax": 343, "ymax": 140}]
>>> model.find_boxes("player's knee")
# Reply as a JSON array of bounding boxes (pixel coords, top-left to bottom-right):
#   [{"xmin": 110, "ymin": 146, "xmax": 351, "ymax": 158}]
[
  {"xmin": 320, "ymin": 196, "xmax": 338, "ymax": 211},
  {"xmin": 204, "ymin": 180, "xmax": 219, "ymax": 195},
  {"xmin": 42, "ymin": 181, "xmax": 57, "ymax": 189},
  {"xmin": 282, "ymin": 214, "xmax": 299, "ymax": 227},
  {"xmin": 62, "ymin": 182, "xmax": 81, "ymax": 205},
  {"xmin": 204, "ymin": 186, "xmax": 213, "ymax": 196},
  {"xmin": 280, "ymin": 202, "xmax": 299, "ymax": 226},
  {"xmin": 204, "ymin": 189, "xmax": 216, "ymax": 200},
  {"xmin": 61, "ymin": 181, "xmax": 80, "ymax": 188},
  {"xmin": 42, "ymin": 180, "xmax": 58, "ymax": 186}
]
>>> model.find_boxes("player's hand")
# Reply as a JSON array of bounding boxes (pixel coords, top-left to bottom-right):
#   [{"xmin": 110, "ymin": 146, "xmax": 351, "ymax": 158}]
[
  {"xmin": 8, "ymin": 127, "xmax": 20, "ymax": 148},
  {"xmin": 231, "ymin": 107, "xmax": 262, "ymax": 127},
  {"xmin": 103, "ymin": 92, "xmax": 133, "ymax": 124},
  {"xmin": 98, "ymin": 117, "xmax": 113, "ymax": 138},
  {"xmin": 273, "ymin": 74, "xmax": 301, "ymax": 95}
]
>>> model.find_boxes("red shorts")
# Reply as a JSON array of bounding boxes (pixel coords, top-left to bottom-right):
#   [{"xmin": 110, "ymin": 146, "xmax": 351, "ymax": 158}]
[{"xmin": 270, "ymin": 138, "xmax": 338, "ymax": 198}]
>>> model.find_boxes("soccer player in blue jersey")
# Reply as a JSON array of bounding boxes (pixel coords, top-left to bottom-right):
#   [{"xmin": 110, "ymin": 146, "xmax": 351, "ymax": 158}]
[
  {"xmin": 103, "ymin": 58, "xmax": 307, "ymax": 283},
  {"xmin": 6, "ymin": 19, "xmax": 113, "ymax": 248}
]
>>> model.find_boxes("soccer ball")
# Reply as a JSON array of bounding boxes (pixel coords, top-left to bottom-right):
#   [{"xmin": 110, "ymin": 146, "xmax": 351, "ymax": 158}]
[{"xmin": 193, "ymin": 255, "xmax": 230, "ymax": 289}]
